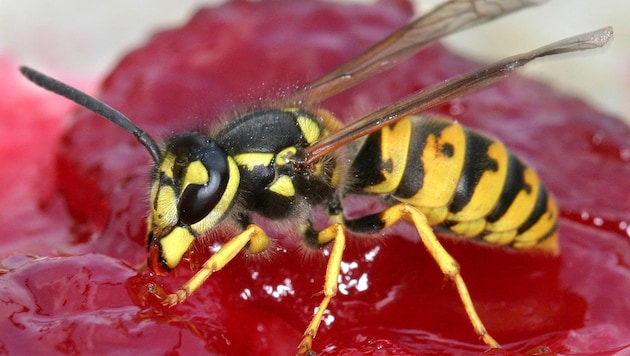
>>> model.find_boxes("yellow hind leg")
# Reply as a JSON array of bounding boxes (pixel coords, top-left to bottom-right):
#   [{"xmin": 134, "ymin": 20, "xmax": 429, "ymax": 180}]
[{"xmin": 379, "ymin": 203, "xmax": 500, "ymax": 348}]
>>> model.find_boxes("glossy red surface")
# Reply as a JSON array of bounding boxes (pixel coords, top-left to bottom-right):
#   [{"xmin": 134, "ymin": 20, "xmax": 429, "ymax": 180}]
[{"xmin": 1, "ymin": 1, "xmax": 630, "ymax": 355}]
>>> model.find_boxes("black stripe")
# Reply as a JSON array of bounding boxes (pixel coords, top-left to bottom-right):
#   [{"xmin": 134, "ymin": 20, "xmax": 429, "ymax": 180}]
[
  {"xmin": 486, "ymin": 153, "xmax": 530, "ymax": 223},
  {"xmin": 521, "ymin": 220, "xmax": 558, "ymax": 247},
  {"xmin": 516, "ymin": 185, "xmax": 550, "ymax": 234},
  {"xmin": 449, "ymin": 129, "xmax": 498, "ymax": 213},
  {"xmin": 395, "ymin": 119, "xmax": 450, "ymax": 199},
  {"xmin": 350, "ymin": 132, "xmax": 387, "ymax": 191}
]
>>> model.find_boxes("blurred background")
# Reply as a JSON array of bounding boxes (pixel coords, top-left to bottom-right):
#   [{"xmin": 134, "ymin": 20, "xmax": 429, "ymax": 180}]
[{"xmin": 1, "ymin": 0, "xmax": 628, "ymax": 122}]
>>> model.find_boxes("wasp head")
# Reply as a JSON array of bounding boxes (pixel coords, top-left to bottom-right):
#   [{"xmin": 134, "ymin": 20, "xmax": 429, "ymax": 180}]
[{"xmin": 147, "ymin": 132, "xmax": 239, "ymax": 274}]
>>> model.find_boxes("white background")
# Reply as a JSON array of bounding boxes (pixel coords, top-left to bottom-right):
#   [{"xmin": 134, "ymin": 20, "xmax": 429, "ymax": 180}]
[{"xmin": 1, "ymin": 0, "xmax": 628, "ymax": 122}]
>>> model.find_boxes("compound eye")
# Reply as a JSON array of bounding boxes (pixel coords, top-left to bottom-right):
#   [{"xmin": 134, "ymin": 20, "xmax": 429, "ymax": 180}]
[{"xmin": 174, "ymin": 138, "xmax": 230, "ymax": 226}]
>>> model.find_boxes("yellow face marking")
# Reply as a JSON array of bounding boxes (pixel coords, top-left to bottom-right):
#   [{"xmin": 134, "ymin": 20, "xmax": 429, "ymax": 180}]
[
  {"xmin": 191, "ymin": 157, "xmax": 240, "ymax": 233},
  {"xmin": 488, "ymin": 168, "xmax": 541, "ymax": 232},
  {"xmin": 182, "ymin": 160, "xmax": 209, "ymax": 188},
  {"xmin": 297, "ymin": 116, "xmax": 322, "ymax": 144},
  {"xmin": 234, "ymin": 152, "xmax": 274, "ymax": 170},
  {"xmin": 268, "ymin": 175, "xmax": 295, "ymax": 197},
  {"xmin": 152, "ymin": 184, "xmax": 178, "ymax": 228},
  {"xmin": 364, "ymin": 117, "xmax": 412, "ymax": 193},
  {"xmin": 160, "ymin": 153, "xmax": 176, "ymax": 179},
  {"xmin": 150, "ymin": 180, "xmax": 159, "ymax": 211},
  {"xmin": 448, "ymin": 141, "xmax": 509, "ymax": 221},
  {"xmin": 400, "ymin": 122, "xmax": 466, "ymax": 208},
  {"xmin": 159, "ymin": 226, "xmax": 196, "ymax": 268}
]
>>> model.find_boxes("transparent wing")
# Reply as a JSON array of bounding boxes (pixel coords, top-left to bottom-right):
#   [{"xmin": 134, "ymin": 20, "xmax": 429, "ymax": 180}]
[
  {"xmin": 299, "ymin": 27, "xmax": 613, "ymax": 164},
  {"xmin": 288, "ymin": 0, "xmax": 546, "ymax": 105}
]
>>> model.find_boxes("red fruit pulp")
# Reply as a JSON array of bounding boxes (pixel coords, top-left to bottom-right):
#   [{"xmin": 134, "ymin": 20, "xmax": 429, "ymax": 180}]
[{"xmin": 2, "ymin": 1, "xmax": 630, "ymax": 355}]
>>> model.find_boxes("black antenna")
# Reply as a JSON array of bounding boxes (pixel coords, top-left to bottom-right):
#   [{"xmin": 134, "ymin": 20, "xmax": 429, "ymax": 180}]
[{"xmin": 19, "ymin": 66, "xmax": 162, "ymax": 164}]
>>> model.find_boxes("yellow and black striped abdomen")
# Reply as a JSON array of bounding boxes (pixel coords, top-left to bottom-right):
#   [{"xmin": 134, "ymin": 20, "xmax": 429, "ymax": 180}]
[{"xmin": 350, "ymin": 116, "xmax": 558, "ymax": 252}]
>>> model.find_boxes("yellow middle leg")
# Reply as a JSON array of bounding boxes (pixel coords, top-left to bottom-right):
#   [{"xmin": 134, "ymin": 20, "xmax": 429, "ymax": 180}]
[
  {"xmin": 297, "ymin": 223, "xmax": 346, "ymax": 355},
  {"xmin": 380, "ymin": 203, "xmax": 500, "ymax": 348}
]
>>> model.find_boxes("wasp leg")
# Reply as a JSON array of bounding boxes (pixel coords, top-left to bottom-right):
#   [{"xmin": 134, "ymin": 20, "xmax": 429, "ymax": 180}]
[
  {"xmin": 297, "ymin": 222, "xmax": 346, "ymax": 355},
  {"xmin": 349, "ymin": 203, "xmax": 500, "ymax": 349},
  {"xmin": 162, "ymin": 224, "xmax": 270, "ymax": 306}
]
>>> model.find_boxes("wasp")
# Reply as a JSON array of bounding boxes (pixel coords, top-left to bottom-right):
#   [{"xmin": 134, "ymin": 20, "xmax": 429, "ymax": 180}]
[{"xmin": 20, "ymin": 0, "xmax": 612, "ymax": 353}]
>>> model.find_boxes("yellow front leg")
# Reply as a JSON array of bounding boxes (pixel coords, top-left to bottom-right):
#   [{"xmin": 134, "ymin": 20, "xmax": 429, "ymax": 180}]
[
  {"xmin": 381, "ymin": 203, "xmax": 500, "ymax": 348},
  {"xmin": 297, "ymin": 223, "xmax": 346, "ymax": 355},
  {"xmin": 162, "ymin": 224, "xmax": 270, "ymax": 306}
]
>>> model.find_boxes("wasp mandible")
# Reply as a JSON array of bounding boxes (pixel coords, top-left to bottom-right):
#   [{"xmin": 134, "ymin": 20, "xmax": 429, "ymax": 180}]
[{"xmin": 20, "ymin": 0, "xmax": 612, "ymax": 353}]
